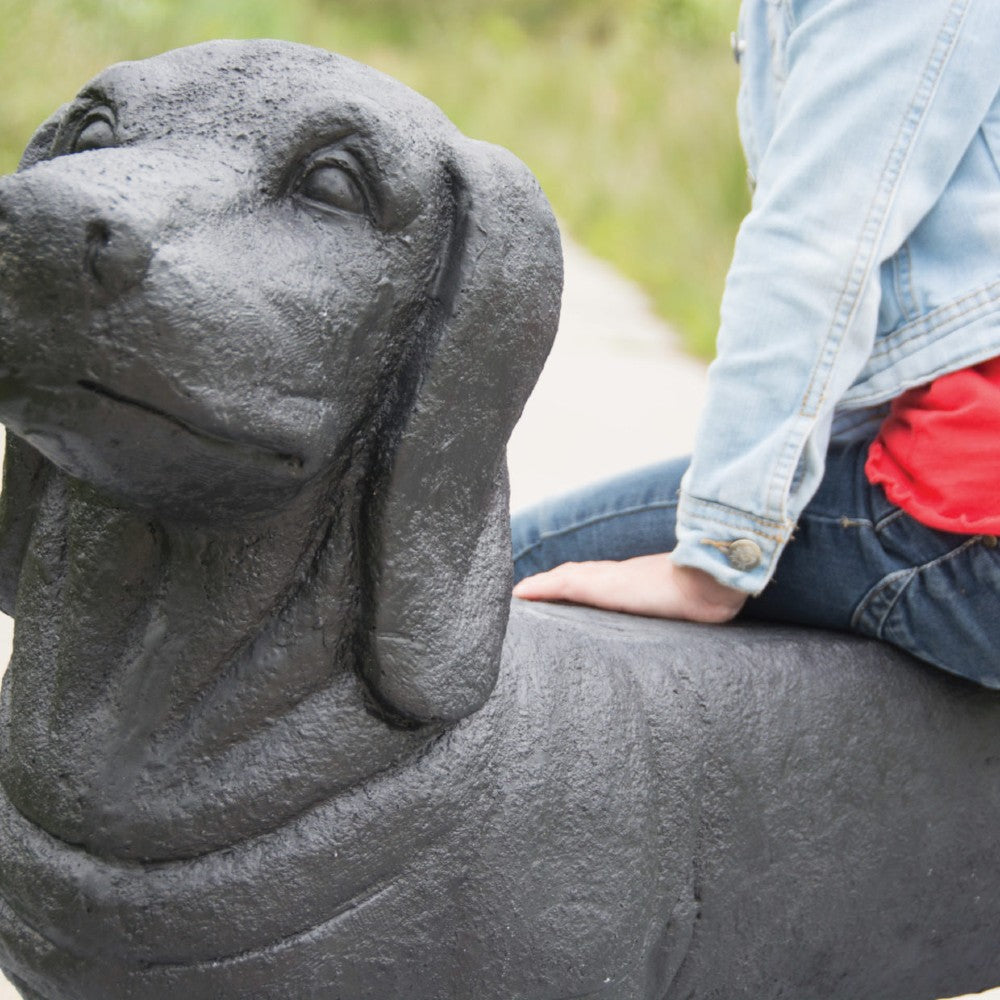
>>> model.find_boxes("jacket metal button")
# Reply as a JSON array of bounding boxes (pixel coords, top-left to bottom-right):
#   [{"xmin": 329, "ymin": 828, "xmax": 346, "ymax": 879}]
[
  {"xmin": 726, "ymin": 538, "xmax": 762, "ymax": 571},
  {"xmin": 731, "ymin": 31, "xmax": 747, "ymax": 63}
]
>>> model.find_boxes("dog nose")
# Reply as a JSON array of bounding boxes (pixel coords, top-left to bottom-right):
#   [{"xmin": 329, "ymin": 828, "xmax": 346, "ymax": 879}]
[
  {"xmin": 0, "ymin": 166, "xmax": 156, "ymax": 303},
  {"xmin": 85, "ymin": 218, "xmax": 153, "ymax": 296}
]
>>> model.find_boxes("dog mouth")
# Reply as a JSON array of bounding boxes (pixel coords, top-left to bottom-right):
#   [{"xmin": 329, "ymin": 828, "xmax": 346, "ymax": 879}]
[{"xmin": 77, "ymin": 379, "xmax": 306, "ymax": 473}]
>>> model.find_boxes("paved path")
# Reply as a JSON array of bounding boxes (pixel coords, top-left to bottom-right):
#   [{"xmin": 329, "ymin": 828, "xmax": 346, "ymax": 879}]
[
  {"xmin": 0, "ymin": 239, "xmax": 994, "ymax": 1000},
  {"xmin": 507, "ymin": 238, "xmax": 708, "ymax": 510}
]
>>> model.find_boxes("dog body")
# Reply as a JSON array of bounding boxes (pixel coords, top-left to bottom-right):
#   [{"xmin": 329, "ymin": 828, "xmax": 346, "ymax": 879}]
[
  {"xmin": 3, "ymin": 595, "xmax": 1000, "ymax": 1000},
  {"xmin": 2, "ymin": 39, "xmax": 1000, "ymax": 1000}
]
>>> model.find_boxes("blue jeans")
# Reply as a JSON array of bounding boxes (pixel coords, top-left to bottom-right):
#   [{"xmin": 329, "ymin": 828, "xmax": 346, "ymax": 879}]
[{"xmin": 511, "ymin": 440, "xmax": 1000, "ymax": 688}]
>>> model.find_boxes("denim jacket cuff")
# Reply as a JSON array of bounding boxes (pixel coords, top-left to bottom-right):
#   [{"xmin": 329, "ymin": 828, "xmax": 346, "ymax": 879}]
[{"xmin": 671, "ymin": 491, "xmax": 793, "ymax": 595}]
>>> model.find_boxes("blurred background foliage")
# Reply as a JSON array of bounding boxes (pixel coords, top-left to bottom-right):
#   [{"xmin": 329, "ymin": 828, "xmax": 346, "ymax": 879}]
[{"xmin": 0, "ymin": 0, "xmax": 746, "ymax": 357}]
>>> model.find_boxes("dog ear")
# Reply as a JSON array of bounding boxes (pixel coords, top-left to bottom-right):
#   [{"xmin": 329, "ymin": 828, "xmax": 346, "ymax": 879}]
[
  {"xmin": 0, "ymin": 108, "xmax": 68, "ymax": 615},
  {"xmin": 0, "ymin": 437, "xmax": 49, "ymax": 617},
  {"xmin": 18, "ymin": 104, "xmax": 70, "ymax": 171},
  {"xmin": 364, "ymin": 139, "xmax": 562, "ymax": 725}
]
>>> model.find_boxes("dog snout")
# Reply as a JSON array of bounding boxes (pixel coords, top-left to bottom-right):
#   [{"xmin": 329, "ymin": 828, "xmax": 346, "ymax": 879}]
[
  {"xmin": 85, "ymin": 217, "xmax": 152, "ymax": 296},
  {"xmin": 0, "ymin": 167, "xmax": 155, "ymax": 302}
]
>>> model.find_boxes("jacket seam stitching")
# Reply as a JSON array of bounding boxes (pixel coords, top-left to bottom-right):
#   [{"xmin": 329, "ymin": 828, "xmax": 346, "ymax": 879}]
[
  {"xmin": 681, "ymin": 493, "xmax": 790, "ymax": 531},
  {"xmin": 768, "ymin": 0, "xmax": 969, "ymax": 520},
  {"xmin": 869, "ymin": 277, "xmax": 1000, "ymax": 359},
  {"xmin": 678, "ymin": 516, "xmax": 788, "ymax": 545},
  {"xmin": 796, "ymin": 0, "xmax": 968, "ymax": 420}
]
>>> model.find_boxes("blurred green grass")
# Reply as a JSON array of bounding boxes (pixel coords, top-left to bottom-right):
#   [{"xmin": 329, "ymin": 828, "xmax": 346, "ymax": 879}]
[{"xmin": 0, "ymin": 0, "xmax": 746, "ymax": 357}]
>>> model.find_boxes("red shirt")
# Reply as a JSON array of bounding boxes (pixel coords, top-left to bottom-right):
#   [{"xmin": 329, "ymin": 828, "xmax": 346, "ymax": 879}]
[{"xmin": 865, "ymin": 356, "xmax": 1000, "ymax": 535}]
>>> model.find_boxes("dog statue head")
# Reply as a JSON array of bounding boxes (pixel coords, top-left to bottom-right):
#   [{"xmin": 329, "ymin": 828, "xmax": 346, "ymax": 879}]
[{"xmin": 0, "ymin": 39, "xmax": 562, "ymax": 725}]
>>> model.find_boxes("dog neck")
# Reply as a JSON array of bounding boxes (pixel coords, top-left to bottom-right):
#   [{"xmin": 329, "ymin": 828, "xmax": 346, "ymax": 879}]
[{"xmin": 0, "ymin": 459, "xmax": 437, "ymax": 861}]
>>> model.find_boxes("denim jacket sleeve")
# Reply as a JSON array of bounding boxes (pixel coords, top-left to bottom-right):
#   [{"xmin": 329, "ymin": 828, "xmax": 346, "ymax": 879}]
[{"xmin": 671, "ymin": 0, "xmax": 1000, "ymax": 593}]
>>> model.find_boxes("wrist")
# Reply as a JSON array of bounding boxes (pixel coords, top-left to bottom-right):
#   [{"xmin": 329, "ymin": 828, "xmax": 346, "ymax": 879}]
[{"xmin": 669, "ymin": 559, "xmax": 747, "ymax": 623}]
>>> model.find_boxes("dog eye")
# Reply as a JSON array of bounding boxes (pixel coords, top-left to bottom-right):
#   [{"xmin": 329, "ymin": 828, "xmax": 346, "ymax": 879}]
[
  {"xmin": 296, "ymin": 162, "xmax": 367, "ymax": 216},
  {"xmin": 73, "ymin": 112, "xmax": 117, "ymax": 154}
]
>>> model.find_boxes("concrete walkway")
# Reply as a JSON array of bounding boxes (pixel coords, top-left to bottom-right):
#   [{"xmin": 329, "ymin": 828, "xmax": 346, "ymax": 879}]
[
  {"xmin": 0, "ymin": 239, "xmax": 995, "ymax": 1000},
  {"xmin": 507, "ymin": 237, "xmax": 708, "ymax": 510}
]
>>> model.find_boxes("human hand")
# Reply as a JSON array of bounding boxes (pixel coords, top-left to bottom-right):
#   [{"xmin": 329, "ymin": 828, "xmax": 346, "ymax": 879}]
[{"xmin": 512, "ymin": 552, "xmax": 748, "ymax": 624}]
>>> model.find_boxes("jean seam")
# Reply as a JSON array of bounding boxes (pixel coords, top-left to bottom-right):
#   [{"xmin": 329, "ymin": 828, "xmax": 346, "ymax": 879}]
[
  {"xmin": 873, "ymin": 507, "xmax": 907, "ymax": 534},
  {"xmin": 511, "ymin": 500, "xmax": 678, "ymax": 563},
  {"xmin": 851, "ymin": 566, "xmax": 918, "ymax": 634},
  {"xmin": 796, "ymin": 511, "xmax": 873, "ymax": 529},
  {"xmin": 851, "ymin": 534, "xmax": 981, "ymax": 633}
]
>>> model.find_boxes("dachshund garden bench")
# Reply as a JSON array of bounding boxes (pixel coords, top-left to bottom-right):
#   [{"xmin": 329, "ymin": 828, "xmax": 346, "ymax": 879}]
[{"xmin": 0, "ymin": 39, "xmax": 998, "ymax": 1000}]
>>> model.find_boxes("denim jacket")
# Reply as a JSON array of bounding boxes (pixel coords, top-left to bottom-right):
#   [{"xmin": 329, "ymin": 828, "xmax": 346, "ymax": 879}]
[{"xmin": 672, "ymin": 0, "xmax": 1000, "ymax": 593}]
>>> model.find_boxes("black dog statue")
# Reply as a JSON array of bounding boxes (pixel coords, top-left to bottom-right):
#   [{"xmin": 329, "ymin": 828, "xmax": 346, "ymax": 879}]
[{"xmin": 1, "ymin": 39, "xmax": 1000, "ymax": 1000}]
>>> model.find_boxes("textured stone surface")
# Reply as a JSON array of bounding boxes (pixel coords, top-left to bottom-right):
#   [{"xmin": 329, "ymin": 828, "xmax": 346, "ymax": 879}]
[{"xmin": 2, "ymin": 38, "xmax": 1000, "ymax": 1000}]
